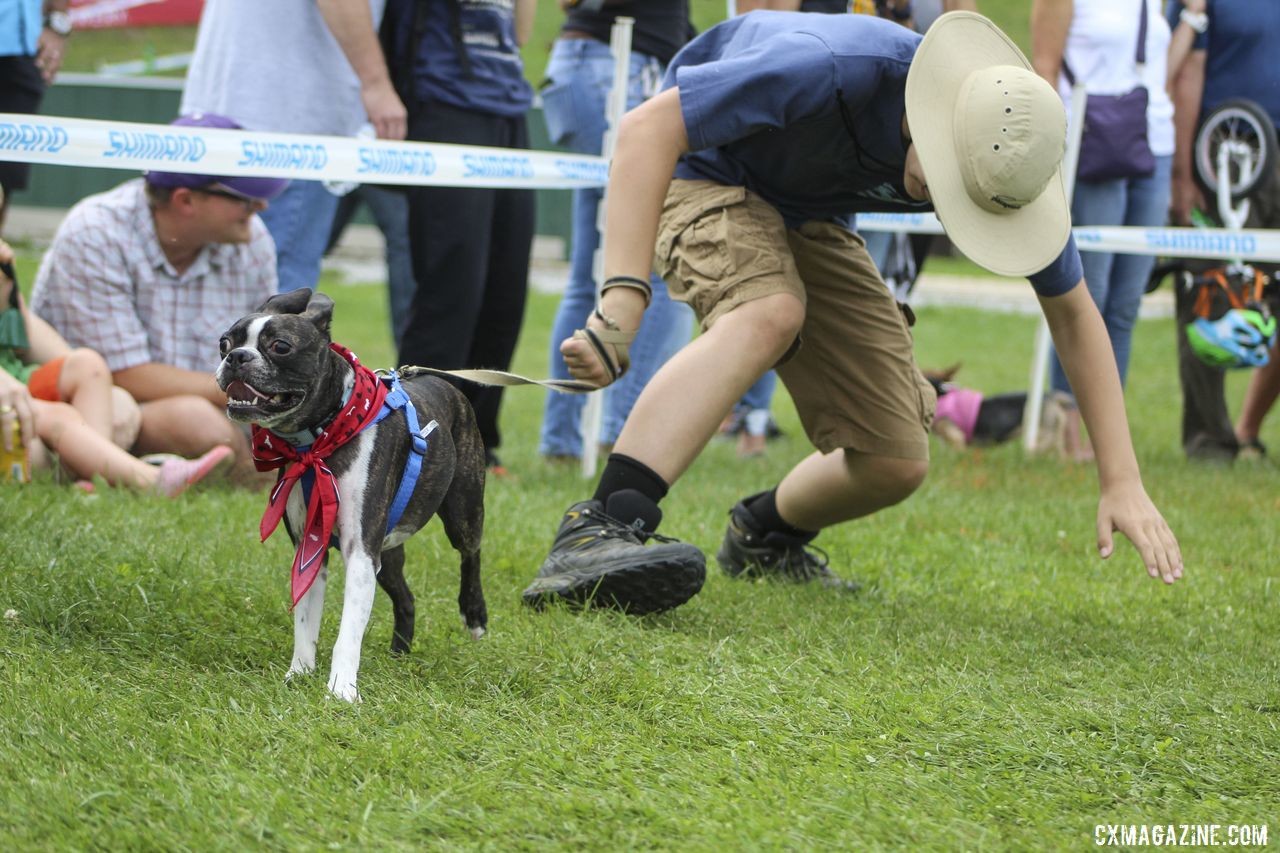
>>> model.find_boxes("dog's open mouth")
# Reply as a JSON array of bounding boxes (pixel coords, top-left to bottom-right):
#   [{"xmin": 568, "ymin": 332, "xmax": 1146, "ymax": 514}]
[{"xmin": 225, "ymin": 379, "xmax": 303, "ymax": 417}]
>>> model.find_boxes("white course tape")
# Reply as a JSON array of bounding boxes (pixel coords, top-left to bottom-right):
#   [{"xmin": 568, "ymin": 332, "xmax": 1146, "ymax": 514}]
[
  {"xmin": 857, "ymin": 212, "xmax": 1280, "ymax": 263},
  {"xmin": 0, "ymin": 113, "xmax": 609, "ymax": 190}
]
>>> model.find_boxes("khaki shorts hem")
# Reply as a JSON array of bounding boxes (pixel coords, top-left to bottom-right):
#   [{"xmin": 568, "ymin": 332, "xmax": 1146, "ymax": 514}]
[{"xmin": 812, "ymin": 424, "xmax": 931, "ymax": 462}]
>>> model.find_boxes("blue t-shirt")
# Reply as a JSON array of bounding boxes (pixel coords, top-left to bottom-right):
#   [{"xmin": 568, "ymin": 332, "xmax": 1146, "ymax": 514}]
[
  {"xmin": 0, "ymin": 0, "xmax": 41, "ymax": 57},
  {"xmin": 386, "ymin": 0, "xmax": 533, "ymax": 118},
  {"xmin": 665, "ymin": 12, "xmax": 1081, "ymax": 296},
  {"xmin": 1165, "ymin": 0, "xmax": 1280, "ymax": 128}
]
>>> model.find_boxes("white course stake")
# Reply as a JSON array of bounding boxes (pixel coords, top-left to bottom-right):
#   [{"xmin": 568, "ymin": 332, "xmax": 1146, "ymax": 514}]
[
  {"xmin": 1023, "ymin": 84, "xmax": 1087, "ymax": 453},
  {"xmin": 580, "ymin": 16, "xmax": 635, "ymax": 479}
]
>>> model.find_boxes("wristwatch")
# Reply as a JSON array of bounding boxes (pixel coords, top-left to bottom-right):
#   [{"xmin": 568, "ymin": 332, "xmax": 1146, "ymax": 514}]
[
  {"xmin": 44, "ymin": 10, "xmax": 72, "ymax": 37},
  {"xmin": 1179, "ymin": 7, "xmax": 1209, "ymax": 34}
]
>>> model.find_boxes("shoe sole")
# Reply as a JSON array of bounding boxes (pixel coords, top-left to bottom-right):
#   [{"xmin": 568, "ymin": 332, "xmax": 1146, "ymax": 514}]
[{"xmin": 522, "ymin": 552, "xmax": 707, "ymax": 615}]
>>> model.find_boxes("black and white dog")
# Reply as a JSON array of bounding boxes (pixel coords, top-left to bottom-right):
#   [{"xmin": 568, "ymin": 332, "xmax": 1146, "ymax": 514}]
[{"xmin": 216, "ymin": 289, "xmax": 487, "ymax": 702}]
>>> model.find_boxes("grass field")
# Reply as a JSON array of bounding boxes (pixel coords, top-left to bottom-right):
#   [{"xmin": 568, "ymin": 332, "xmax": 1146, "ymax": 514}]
[{"xmin": 1, "ymin": 254, "xmax": 1277, "ymax": 847}]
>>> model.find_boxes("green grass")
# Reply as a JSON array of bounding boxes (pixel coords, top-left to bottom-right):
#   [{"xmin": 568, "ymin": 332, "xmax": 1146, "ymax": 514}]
[
  {"xmin": 1, "ymin": 255, "xmax": 1277, "ymax": 848},
  {"xmin": 60, "ymin": 0, "xmax": 1033, "ymax": 84}
]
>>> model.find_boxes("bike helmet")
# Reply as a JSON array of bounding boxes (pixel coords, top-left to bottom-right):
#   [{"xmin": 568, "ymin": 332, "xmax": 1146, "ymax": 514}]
[{"xmin": 1186, "ymin": 307, "xmax": 1277, "ymax": 368}]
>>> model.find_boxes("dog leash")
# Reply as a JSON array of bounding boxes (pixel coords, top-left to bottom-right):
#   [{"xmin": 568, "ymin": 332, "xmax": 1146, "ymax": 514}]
[
  {"xmin": 391, "ymin": 285, "xmax": 650, "ymax": 393},
  {"xmin": 392, "ymin": 365, "xmax": 599, "ymax": 394}
]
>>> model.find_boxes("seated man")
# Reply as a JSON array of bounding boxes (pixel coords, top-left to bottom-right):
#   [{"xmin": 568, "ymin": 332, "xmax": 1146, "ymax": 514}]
[{"xmin": 30, "ymin": 113, "xmax": 286, "ymax": 483}]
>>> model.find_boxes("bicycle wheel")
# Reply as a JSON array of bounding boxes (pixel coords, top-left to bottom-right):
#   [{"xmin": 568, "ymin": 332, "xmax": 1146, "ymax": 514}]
[{"xmin": 1194, "ymin": 98, "xmax": 1278, "ymax": 202}]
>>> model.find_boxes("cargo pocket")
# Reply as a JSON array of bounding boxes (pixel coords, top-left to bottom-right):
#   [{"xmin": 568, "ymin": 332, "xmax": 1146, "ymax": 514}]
[{"xmin": 654, "ymin": 183, "xmax": 748, "ymax": 297}]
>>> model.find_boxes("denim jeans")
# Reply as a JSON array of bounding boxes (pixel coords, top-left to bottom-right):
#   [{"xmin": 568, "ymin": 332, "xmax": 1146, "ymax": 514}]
[
  {"xmin": 738, "ymin": 370, "xmax": 777, "ymax": 412},
  {"xmin": 1050, "ymin": 155, "xmax": 1173, "ymax": 394},
  {"xmin": 538, "ymin": 37, "xmax": 694, "ymax": 456},
  {"xmin": 259, "ymin": 179, "xmax": 341, "ymax": 294},
  {"xmin": 329, "ymin": 185, "xmax": 415, "ymax": 346}
]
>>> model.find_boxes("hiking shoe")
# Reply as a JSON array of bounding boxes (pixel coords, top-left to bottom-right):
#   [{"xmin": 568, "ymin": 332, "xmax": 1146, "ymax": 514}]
[
  {"xmin": 716, "ymin": 498, "xmax": 860, "ymax": 592},
  {"xmin": 521, "ymin": 493, "xmax": 706, "ymax": 614}
]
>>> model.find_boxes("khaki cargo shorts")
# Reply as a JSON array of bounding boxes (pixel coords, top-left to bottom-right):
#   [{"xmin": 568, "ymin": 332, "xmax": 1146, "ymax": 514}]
[{"xmin": 654, "ymin": 179, "xmax": 936, "ymax": 461}]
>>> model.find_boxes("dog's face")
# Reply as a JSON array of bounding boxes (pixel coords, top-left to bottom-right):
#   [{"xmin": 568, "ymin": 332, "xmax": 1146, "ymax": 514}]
[{"xmin": 215, "ymin": 288, "xmax": 340, "ymax": 431}]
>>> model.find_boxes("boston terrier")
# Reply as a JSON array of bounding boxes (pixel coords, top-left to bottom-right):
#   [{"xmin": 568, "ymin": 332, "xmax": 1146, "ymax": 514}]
[{"xmin": 215, "ymin": 288, "xmax": 487, "ymax": 702}]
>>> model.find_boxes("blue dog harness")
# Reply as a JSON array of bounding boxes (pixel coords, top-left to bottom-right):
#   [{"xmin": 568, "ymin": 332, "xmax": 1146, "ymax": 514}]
[
  {"xmin": 271, "ymin": 370, "xmax": 435, "ymax": 539},
  {"xmin": 373, "ymin": 370, "xmax": 437, "ymax": 536}
]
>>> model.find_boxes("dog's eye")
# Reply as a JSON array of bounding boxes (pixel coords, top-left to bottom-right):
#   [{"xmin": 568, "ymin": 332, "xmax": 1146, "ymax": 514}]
[
  {"xmin": 218, "ymin": 336, "xmax": 231, "ymax": 356},
  {"xmin": 269, "ymin": 340, "xmax": 292, "ymax": 356}
]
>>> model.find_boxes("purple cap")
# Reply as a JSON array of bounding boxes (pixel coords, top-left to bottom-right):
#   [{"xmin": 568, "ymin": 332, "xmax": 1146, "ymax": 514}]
[{"xmin": 144, "ymin": 113, "xmax": 290, "ymax": 201}]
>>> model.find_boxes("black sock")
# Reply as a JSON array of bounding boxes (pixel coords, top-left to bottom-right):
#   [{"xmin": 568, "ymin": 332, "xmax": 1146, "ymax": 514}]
[
  {"xmin": 593, "ymin": 454, "xmax": 669, "ymax": 535},
  {"xmin": 745, "ymin": 489, "xmax": 818, "ymax": 542},
  {"xmin": 593, "ymin": 453, "xmax": 669, "ymax": 505}
]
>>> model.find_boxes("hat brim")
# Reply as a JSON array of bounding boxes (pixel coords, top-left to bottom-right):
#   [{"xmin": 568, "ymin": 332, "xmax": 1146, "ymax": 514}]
[{"xmin": 905, "ymin": 12, "xmax": 1070, "ymax": 278}]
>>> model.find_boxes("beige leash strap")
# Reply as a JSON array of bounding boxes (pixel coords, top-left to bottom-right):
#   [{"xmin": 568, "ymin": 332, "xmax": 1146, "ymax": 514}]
[{"xmin": 394, "ymin": 365, "xmax": 598, "ymax": 394}]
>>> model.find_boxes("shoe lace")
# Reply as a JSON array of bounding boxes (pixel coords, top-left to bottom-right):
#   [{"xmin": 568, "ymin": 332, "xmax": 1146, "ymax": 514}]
[
  {"xmin": 584, "ymin": 506, "xmax": 683, "ymax": 545},
  {"xmin": 774, "ymin": 540, "xmax": 833, "ymax": 581}
]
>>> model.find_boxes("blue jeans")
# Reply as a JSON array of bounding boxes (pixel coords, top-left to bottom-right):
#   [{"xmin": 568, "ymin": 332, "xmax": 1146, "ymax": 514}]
[
  {"xmin": 738, "ymin": 371, "xmax": 777, "ymax": 413},
  {"xmin": 1051, "ymin": 154, "xmax": 1173, "ymax": 394},
  {"xmin": 329, "ymin": 185, "xmax": 416, "ymax": 346},
  {"xmin": 259, "ymin": 180, "xmax": 340, "ymax": 294},
  {"xmin": 538, "ymin": 37, "xmax": 694, "ymax": 456}
]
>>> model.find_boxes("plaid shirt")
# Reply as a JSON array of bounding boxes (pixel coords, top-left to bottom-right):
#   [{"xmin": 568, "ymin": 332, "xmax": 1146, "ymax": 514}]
[{"xmin": 31, "ymin": 179, "xmax": 277, "ymax": 374}]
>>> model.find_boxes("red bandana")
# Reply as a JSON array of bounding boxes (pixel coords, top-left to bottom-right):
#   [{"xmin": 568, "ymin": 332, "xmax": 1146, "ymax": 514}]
[{"xmin": 252, "ymin": 344, "xmax": 389, "ymax": 607}]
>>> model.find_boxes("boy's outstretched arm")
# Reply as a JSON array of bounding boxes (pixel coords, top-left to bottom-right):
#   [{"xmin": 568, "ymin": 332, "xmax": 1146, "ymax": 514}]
[{"xmin": 1039, "ymin": 281, "xmax": 1184, "ymax": 584}]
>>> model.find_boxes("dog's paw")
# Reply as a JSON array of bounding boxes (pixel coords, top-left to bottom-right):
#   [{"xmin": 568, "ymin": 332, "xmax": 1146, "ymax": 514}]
[
  {"xmin": 285, "ymin": 661, "xmax": 316, "ymax": 682},
  {"xmin": 462, "ymin": 617, "xmax": 486, "ymax": 640},
  {"xmin": 327, "ymin": 678, "xmax": 362, "ymax": 704}
]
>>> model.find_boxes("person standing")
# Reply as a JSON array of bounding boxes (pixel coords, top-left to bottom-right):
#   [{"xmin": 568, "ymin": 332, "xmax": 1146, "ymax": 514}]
[
  {"xmin": 0, "ymin": 0, "xmax": 70, "ymax": 235},
  {"xmin": 1166, "ymin": 0, "xmax": 1280, "ymax": 461},
  {"xmin": 382, "ymin": 0, "xmax": 537, "ymax": 473},
  {"xmin": 1031, "ymin": 0, "xmax": 1176, "ymax": 460},
  {"xmin": 181, "ymin": 0, "xmax": 407, "ymax": 294}
]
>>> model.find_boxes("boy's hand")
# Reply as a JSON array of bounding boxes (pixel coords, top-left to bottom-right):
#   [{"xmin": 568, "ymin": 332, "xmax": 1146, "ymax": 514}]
[
  {"xmin": 1097, "ymin": 481, "xmax": 1184, "ymax": 584},
  {"xmin": 560, "ymin": 309, "xmax": 632, "ymax": 388}
]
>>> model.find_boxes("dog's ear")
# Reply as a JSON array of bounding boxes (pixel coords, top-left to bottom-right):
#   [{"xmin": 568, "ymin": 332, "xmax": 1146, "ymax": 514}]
[
  {"xmin": 256, "ymin": 288, "xmax": 313, "ymax": 316},
  {"xmin": 301, "ymin": 291, "xmax": 335, "ymax": 337},
  {"xmin": 939, "ymin": 362, "xmax": 961, "ymax": 382}
]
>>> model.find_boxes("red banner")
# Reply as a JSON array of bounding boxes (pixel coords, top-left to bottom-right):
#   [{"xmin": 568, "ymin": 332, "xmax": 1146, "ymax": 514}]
[{"xmin": 70, "ymin": 0, "xmax": 204, "ymax": 29}]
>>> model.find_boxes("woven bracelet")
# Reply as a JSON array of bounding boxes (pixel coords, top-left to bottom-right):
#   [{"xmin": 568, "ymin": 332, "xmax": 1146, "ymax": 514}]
[{"xmin": 601, "ymin": 275, "xmax": 653, "ymax": 307}]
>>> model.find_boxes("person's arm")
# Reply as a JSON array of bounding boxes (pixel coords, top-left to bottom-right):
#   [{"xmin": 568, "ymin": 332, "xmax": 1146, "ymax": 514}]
[
  {"xmin": 515, "ymin": 0, "xmax": 536, "ymax": 46},
  {"xmin": 0, "ymin": 241, "xmax": 35, "ymax": 448},
  {"xmin": 943, "ymin": 0, "xmax": 977, "ymax": 11},
  {"xmin": 1168, "ymin": 20, "xmax": 1207, "ymax": 224},
  {"xmin": 559, "ymin": 87, "xmax": 690, "ymax": 387},
  {"xmin": 21, "ymin": 308, "xmax": 70, "ymax": 363},
  {"xmin": 35, "ymin": 0, "xmax": 69, "ymax": 85},
  {"xmin": 113, "ymin": 362, "xmax": 226, "ymax": 406},
  {"xmin": 314, "ymin": 0, "xmax": 408, "ymax": 140},
  {"xmin": 1166, "ymin": 0, "xmax": 1206, "ymax": 87},
  {"xmin": 1039, "ymin": 282, "xmax": 1183, "ymax": 583},
  {"xmin": 1029, "ymin": 0, "xmax": 1071, "ymax": 87}
]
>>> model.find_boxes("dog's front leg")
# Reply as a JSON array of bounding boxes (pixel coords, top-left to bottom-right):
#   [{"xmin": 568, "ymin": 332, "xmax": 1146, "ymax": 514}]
[
  {"xmin": 328, "ymin": 548, "xmax": 378, "ymax": 703},
  {"xmin": 286, "ymin": 560, "xmax": 327, "ymax": 680}
]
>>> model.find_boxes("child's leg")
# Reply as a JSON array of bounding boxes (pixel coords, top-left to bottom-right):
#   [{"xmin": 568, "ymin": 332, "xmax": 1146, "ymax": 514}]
[
  {"xmin": 55, "ymin": 349, "xmax": 114, "ymax": 439},
  {"xmin": 33, "ymin": 399, "xmax": 156, "ymax": 489},
  {"xmin": 33, "ymin": 399, "xmax": 231, "ymax": 495}
]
